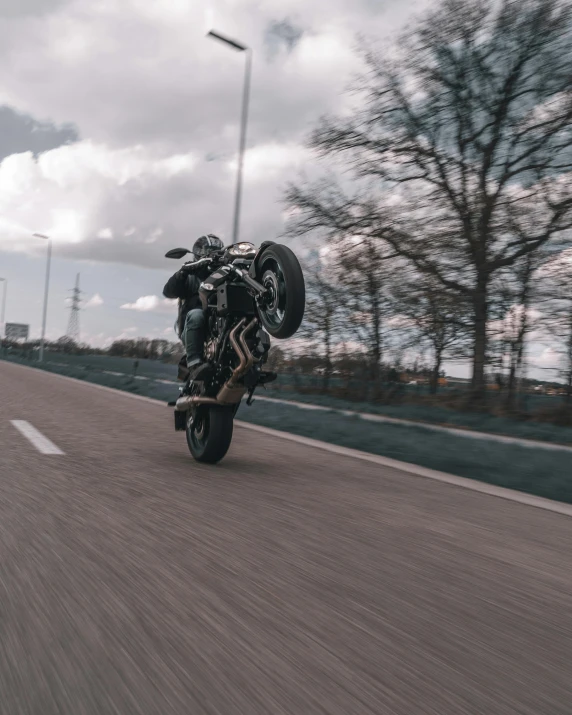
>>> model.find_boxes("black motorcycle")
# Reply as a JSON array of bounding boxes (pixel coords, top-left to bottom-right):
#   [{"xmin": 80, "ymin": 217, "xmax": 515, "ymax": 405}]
[{"xmin": 165, "ymin": 240, "xmax": 305, "ymax": 464}]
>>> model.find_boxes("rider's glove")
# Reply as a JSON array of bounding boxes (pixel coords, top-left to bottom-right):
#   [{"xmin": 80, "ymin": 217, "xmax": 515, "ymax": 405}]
[
  {"xmin": 180, "ymin": 257, "xmax": 211, "ymax": 276},
  {"xmin": 179, "ymin": 262, "xmax": 197, "ymax": 276}
]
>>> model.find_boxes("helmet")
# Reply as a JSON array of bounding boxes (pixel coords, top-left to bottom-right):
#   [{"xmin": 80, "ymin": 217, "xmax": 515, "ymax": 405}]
[{"xmin": 192, "ymin": 234, "xmax": 224, "ymax": 260}]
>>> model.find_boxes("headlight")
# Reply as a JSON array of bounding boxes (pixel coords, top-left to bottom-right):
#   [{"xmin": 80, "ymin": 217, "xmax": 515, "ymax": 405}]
[
  {"xmin": 200, "ymin": 282, "xmax": 215, "ymax": 291},
  {"xmin": 228, "ymin": 242, "xmax": 256, "ymax": 257}
]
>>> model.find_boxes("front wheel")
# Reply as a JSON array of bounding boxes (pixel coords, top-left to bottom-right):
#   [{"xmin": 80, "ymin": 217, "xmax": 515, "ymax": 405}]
[
  {"xmin": 186, "ymin": 406, "xmax": 234, "ymax": 463},
  {"xmin": 256, "ymin": 244, "xmax": 305, "ymax": 339}
]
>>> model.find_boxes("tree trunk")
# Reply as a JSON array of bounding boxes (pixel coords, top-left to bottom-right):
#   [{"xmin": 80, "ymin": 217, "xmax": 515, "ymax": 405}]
[
  {"xmin": 430, "ymin": 351, "xmax": 442, "ymax": 395},
  {"xmin": 323, "ymin": 312, "xmax": 332, "ymax": 393},
  {"xmin": 371, "ymin": 305, "xmax": 382, "ymax": 382},
  {"xmin": 506, "ymin": 360, "xmax": 517, "ymax": 410},
  {"xmin": 566, "ymin": 313, "xmax": 572, "ymax": 407},
  {"xmin": 507, "ymin": 254, "xmax": 532, "ymax": 413},
  {"xmin": 370, "ymin": 300, "xmax": 382, "ymax": 400},
  {"xmin": 368, "ymin": 269, "xmax": 383, "ymax": 399},
  {"xmin": 471, "ymin": 276, "xmax": 489, "ymax": 402},
  {"xmin": 507, "ymin": 330, "xmax": 527, "ymax": 412}
]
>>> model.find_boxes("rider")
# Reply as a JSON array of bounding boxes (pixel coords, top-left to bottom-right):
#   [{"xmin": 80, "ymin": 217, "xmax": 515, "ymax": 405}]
[{"xmin": 163, "ymin": 234, "xmax": 224, "ymax": 376}]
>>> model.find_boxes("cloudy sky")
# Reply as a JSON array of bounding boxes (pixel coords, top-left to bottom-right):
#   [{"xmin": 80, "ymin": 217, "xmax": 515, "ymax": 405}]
[
  {"xmin": 0, "ymin": 0, "xmax": 433, "ymax": 347},
  {"xmin": 0, "ymin": 0, "xmax": 562, "ymax": 380}
]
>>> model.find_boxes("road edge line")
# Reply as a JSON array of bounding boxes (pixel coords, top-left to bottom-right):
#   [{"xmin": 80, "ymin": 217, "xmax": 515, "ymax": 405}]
[
  {"xmin": 3, "ymin": 359, "xmax": 572, "ymax": 518},
  {"xmin": 254, "ymin": 396, "xmax": 572, "ymax": 454}
]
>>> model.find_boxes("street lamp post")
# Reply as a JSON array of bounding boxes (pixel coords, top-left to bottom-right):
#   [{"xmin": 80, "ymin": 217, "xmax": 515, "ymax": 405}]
[
  {"xmin": 33, "ymin": 233, "xmax": 52, "ymax": 363},
  {"xmin": 0, "ymin": 278, "xmax": 6, "ymax": 355},
  {"xmin": 207, "ymin": 29, "xmax": 252, "ymax": 245}
]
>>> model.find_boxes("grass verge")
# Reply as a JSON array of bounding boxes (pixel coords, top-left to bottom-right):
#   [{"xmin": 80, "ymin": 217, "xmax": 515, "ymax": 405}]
[{"xmin": 263, "ymin": 388, "xmax": 572, "ymax": 446}]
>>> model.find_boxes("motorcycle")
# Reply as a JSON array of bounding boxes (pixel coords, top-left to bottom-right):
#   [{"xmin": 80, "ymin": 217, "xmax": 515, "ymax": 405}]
[{"xmin": 165, "ymin": 240, "xmax": 305, "ymax": 464}]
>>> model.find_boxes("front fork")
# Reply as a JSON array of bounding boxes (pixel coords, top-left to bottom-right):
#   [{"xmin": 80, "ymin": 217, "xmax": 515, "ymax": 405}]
[{"xmin": 231, "ymin": 266, "xmax": 271, "ymax": 305}]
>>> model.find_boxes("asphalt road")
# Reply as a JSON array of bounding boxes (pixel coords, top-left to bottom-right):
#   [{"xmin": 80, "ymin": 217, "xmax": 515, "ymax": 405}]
[{"xmin": 1, "ymin": 360, "xmax": 571, "ymax": 715}]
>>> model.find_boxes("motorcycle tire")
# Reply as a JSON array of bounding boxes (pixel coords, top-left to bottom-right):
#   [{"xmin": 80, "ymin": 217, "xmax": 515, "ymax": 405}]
[
  {"xmin": 186, "ymin": 406, "xmax": 234, "ymax": 464},
  {"xmin": 256, "ymin": 244, "xmax": 305, "ymax": 339}
]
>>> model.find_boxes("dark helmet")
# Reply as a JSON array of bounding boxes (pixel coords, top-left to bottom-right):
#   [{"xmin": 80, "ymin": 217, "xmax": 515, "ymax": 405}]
[{"xmin": 192, "ymin": 234, "xmax": 224, "ymax": 260}]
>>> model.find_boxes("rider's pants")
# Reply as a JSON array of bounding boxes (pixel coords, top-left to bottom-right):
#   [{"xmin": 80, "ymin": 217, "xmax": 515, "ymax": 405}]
[{"xmin": 182, "ymin": 309, "xmax": 205, "ymax": 366}]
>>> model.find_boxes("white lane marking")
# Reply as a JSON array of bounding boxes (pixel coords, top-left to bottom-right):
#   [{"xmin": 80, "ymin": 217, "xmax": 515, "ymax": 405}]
[
  {"xmin": 4, "ymin": 361, "xmax": 572, "ymax": 518},
  {"xmin": 10, "ymin": 420, "xmax": 64, "ymax": 455},
  {"xmin": 103, "ymin": 370, "xmax": 123, "ymax": 376}
]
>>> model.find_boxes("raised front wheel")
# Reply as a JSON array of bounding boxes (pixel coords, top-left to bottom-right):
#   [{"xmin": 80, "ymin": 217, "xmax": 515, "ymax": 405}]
[{"xmin": 256, "ymin": 244, "xmax": 305, "ymax": 339}]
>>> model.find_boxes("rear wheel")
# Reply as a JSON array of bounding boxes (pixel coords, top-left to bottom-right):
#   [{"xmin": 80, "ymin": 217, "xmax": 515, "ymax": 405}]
[
  {"xmin": 186, "ymin": 406, "xmax": 234, "ymax": 463},
  {"xmin": 256, "ymin": 244, "xmax": 305, "ymax": 339}
]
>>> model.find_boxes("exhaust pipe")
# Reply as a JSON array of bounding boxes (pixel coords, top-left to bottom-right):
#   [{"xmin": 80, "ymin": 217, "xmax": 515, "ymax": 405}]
[
  {"xmin": 239, "ymin": 319, "xmax": 261, "ymax": 373},
  {"xmin": 227, "ymin": 319, "xmax": 248, "ymax": 385},
  {"xmin": 216, "ymin": 318, "xmax": 258, "ymax": 404},
  {"xmin": 175, "ymin": 395, "xmax": 220, "ymax": 410},
  {"xmin": 175, "ymin": 318, "xmax": 259, "ymax": 410},
  {"xmin": 227, "ymin": 318, "xmax": 258, "ymax": 386}
]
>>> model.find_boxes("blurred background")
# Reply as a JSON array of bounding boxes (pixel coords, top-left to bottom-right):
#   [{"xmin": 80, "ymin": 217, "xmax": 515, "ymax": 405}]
[
  {"xmin": 2, "ymin": 0, "xmax": 571, "ymax": 497},
  {"xmin": 2, "ymin": 2, "xmax": 572, "ymax": 714}
]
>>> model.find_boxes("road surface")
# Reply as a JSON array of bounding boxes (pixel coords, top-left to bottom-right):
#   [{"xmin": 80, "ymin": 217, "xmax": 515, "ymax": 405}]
[{"xmin": 1, "ymin": 359, "xmax": 571, "ymax": 715}]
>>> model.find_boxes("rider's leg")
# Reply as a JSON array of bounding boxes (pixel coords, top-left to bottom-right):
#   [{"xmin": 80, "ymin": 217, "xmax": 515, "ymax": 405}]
[{"xmin": 182, "ymin": 308, "xmax": 206, "ymax": 368}]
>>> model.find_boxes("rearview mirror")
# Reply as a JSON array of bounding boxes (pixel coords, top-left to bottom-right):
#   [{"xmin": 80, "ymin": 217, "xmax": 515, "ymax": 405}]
[{"xmin": 165, "ymin": 248, "xmax": 190, "ymax": 259}]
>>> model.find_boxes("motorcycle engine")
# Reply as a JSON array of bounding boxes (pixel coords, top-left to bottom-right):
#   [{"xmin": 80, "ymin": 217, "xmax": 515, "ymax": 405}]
[
  {"xmin": 252, "ymin": 328, "xmax": 271, "ymax": 362},
  {"xmin": 204, "ymin": 338, "xmax": 218, "ymax": 361}
]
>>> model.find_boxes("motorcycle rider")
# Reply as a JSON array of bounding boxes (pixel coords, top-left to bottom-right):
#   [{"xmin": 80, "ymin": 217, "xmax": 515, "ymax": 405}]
[{"xmin": 163, "ymin": 234, "xmax": 224, "ymax": 377}]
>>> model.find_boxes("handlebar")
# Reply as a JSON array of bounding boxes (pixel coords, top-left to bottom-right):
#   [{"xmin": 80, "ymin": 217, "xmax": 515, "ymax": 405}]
[{"xmin": 181, "ymin": 257, "xmax": 213, "ymax": 272}]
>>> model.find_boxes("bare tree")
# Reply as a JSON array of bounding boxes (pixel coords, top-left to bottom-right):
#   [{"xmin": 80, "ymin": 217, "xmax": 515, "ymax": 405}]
[
  {"xmin": 538, "ymin": 253, "xmax": 572, "ymax": 407},
  {"xmin": 266, "ymin": 345, "xmax": 288, "ymax": 373},
  {"xmin": 299, "ymin": 259, "xmax": 343, "ymax": 390},
  {"xmin": 488, "ymin": 251, "xmax": 542, "ymax": 409},
  {"xmin": 286, "ymin": 0, "xmax": 572, "ymax": 401},
  {"xmin": 335, "ymin": 237, "xmax": 397, "ymax": 391},
  {"xmin": 391, "ymin": 275, "xmax": 470, "ymax": 393}
]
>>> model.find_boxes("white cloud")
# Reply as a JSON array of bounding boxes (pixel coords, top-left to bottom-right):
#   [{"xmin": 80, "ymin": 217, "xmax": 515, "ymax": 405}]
[
  {"xmin": 0, "ymin": 0, "xmax": 438, "ymax": 346},
  {"xmin": 103, "ymin": 326, "xmax": 142, "ymax": 343},
  {"xmin": 0, "ymin": 0, "xmax": 434, "ymax": 271},
  {"xmin": 0, "ymin": 140, "xmax": 201, "ymax": 260},
  {"xmin": 85, "ymin": 292, "xmax": 103, "ymax": 308},
  {"xmin": 0, "ymin": 0, "xmax": 373, "ymax": 149},
  {"xmin": 235, "ymin": 142, "xmax": 310, "ymax": 182},
  {"xmin": 120, "ymin": 295, "xmax": 176, "ymax": 312},
  {"xmin": 0, "ymin": 134, "xmax": 318, "ymax": 266}
]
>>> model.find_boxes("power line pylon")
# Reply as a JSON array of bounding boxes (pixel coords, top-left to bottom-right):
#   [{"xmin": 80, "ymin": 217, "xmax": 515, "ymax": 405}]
[{"xmin": 66, "ymin": 273, "xmax": 83, "ymax": 343}]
